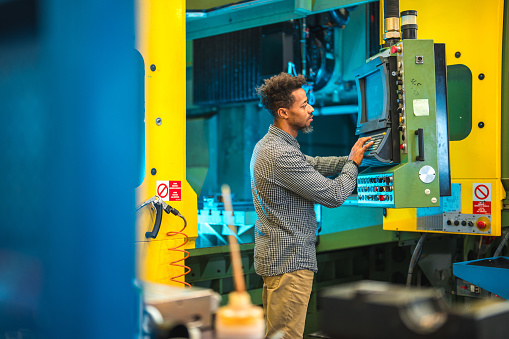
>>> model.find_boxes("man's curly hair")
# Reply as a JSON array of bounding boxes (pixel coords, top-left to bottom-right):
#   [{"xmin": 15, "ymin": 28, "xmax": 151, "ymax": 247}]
[{"xmin": 256, "ymin": 72, "xmax": 307, "ymax": 118}]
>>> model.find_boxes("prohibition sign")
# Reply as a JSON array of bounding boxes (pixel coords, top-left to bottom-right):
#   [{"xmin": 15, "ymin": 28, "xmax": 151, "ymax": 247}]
[
  {"xmin": 474, "ymin": 184, "xmax": 489, "ymax": 200},
  {"xmin": 157, "ymin": 183, "xmax": 169, "ymax": 199}
]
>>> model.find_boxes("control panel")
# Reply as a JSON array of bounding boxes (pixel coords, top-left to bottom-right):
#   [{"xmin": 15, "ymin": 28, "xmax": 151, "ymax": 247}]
[
  {"xmin": 355, "ymin": 39, "xmax": 446, "ymax": 209},
  {"xmin": 364, "ymin": 131, "xmax": 387, "ymax": 156},
  {"xmin": 361, "ymin": 130, "xmax": 393, "ymax": 167},
  {"xmin": 357, "ymin": 173, "xmax": 394, "ymax": 207},
  {"xmin": 443, "ymin": 213, "xmax": 492, "ymax": 234},
  {"xmin": 455, "ymin": 278, "xmax": 503, "ymax": 299},
  {"xmin": 389, "ymin": 184, "xmax": 500, "ymax": 236}
]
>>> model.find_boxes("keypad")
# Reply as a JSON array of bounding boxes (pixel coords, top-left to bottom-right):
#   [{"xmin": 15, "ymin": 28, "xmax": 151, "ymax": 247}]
[{"xmin": 365, "ymin": 132, "xmax": 386, "ymax": 155}]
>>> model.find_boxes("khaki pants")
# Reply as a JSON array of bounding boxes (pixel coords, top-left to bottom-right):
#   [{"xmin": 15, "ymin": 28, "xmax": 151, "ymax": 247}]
[{"xmin": 262, "ymin": 269, "xmax": 314, "ymax": 339}]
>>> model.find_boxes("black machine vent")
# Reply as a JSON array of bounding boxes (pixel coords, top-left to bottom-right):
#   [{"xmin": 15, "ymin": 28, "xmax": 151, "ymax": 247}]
[
  {"xmin": 193, "ymin": 22, "xmax": 302, "ymax": 106},
  {"xmin": 193, "ymin": 27, "xmax": 260, "ymax": 105}
]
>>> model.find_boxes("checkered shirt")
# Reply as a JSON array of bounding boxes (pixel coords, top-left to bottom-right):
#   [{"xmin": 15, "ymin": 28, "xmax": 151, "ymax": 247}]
[{"xmin": 250, "ymin": 125, "xmax": 358, "ymax": 276}]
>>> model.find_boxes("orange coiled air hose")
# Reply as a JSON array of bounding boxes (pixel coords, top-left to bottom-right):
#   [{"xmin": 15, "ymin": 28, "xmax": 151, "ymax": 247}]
[{"xmin": 166, "ymin": 214, "xmax": 192, "ymax": 288}]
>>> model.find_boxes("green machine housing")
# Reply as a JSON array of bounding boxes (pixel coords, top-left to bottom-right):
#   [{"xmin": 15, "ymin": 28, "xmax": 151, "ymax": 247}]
[{"xmin": 354, "ymin": 39, "xmax": 450, "ymax": 208}]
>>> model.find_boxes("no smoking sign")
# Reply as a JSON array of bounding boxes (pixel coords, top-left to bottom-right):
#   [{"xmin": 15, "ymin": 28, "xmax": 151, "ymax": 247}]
[
  {"xmin": 156, "ymin": 180, "xmax": 181, "ymax": 201},
  {"xmin": 473, "ymin": 183, "xmax": 491, "ymax": 215}
]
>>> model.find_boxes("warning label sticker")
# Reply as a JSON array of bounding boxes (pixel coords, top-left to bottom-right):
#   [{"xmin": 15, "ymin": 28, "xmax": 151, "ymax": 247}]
[
  {"xmin": 473, "ymin": 183, "xmax": 491, "ymax": 215},
  {"xmin": 156, "ymin": 180, "xmax": 181, "ymax": 201}
]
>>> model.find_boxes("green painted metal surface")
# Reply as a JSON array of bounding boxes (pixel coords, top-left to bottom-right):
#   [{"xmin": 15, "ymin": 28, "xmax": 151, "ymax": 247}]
[
  {"xmin": 447, "ymin": 64, "xmax": 473, "ymax": 141},
  {"xmin": 392, "ymin": 39, "xmax": 441, "ymax": 208},
  {"xmin": 317, "ymin": 225, "xmax": 421, "ymax": 252},
  {"xmin": 356, "ymin": 40, "xmax": 443, "ymax": 208}
]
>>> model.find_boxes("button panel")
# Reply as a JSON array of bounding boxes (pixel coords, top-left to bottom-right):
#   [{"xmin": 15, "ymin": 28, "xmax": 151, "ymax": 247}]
[
  {"xmin": 357, "ymin": 173, "xmax": 395, "ymax": 207},
  {"xmin": 442, "ymin": 213, "xmax": 491, "ymax": 234},
  {"xmin": 364, "ymin": 132, "xmax": 386, "ymax": 156}
]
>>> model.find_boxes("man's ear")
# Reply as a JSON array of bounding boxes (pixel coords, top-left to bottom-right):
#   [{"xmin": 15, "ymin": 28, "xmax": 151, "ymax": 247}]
[{"xmin": 277, "ymin": 108, "xmax": 288, "ymax": 119}]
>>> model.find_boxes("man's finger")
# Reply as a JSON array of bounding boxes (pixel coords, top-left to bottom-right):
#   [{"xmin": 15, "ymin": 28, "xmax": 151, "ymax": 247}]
[
  {"xmin": 356, "ymin": 137, "xmax": 371, "ymax": 147},
  {"xmin": 362, "ymin": 141, "xmax": 374, "ymax": 149}
]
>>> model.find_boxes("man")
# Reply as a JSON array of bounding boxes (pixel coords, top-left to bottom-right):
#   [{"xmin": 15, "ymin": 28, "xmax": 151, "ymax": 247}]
[{"xmin": 250, "ymin": 72, "xmax": 373, "ymax": 339}]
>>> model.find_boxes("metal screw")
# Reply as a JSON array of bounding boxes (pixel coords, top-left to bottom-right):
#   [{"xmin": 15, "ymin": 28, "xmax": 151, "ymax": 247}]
[
  {"xmin": 150, "ymin": 64, "xmax": 156, "ymax": 72},
  {"xmin": 478, "ymin": 121, "xmax": 485, "ymax": 128},
  {"xmin": 151, "ymin": 168, "xmax": 157, "ymax": 175},
  {"xmin": 478, "ymin": 73, "xmax": 485, "ymax": 80},
  {"xmin": 455, "ymin": 51, "xmax": 461, "ymax": 58},
  {"xmin": 156, "ymin": 117, "xmax": 162, "ymax": 126}
]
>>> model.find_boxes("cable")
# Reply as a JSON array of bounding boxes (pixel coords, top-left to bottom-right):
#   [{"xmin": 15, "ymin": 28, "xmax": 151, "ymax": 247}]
[
  {"xmin": 494, "ymin": 227, "xmax": 509, "ymax": 257},
  {"xmin": 288, "ymin": 62, "xmax": 298, "ymax": 77},
  {"xmin": 136, "ymin": 196, "xmax": 192, "ymax": 288},
  {"xmin": 406, "ymin": 233, "xmax": 427, "ymax": 288},
  {"xmin": 166, "ymin": 210, "xmax": 192, "ymax": 288}
]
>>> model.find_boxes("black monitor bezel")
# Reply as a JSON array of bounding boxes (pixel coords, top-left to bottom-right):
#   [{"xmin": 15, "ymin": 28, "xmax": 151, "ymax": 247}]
[{"xmin": 355, "ymin": 56, "xmax": 390, "ymax": 135}]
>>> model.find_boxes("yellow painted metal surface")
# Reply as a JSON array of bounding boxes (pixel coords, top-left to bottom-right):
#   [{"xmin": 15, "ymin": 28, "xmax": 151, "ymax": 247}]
[
  {"xmin": 383, "ymin": 0, "xmax": 506, "ymax": 236},
  {"xmin": 135, "ymin": 0, "xmax": 198, "ymax": 286},
  {"xmin": 383, "ymin": 208, "xmax": 417, "ymax": 232},
  {"xmin": 401, "ymin": 0, "xmax": 504, "ymax": 180}
]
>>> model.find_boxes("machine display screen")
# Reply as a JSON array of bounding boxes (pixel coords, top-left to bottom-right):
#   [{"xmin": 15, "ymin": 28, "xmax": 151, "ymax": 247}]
[{"xmin": 364, "ymin": 71, "xmax": 384, "ymax": 122}]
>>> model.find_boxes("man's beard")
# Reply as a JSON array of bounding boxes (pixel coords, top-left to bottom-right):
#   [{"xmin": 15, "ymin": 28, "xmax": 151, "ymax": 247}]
[{"xmin": 300, "ymin": 125, "xmax": 314, "ymax": 134}]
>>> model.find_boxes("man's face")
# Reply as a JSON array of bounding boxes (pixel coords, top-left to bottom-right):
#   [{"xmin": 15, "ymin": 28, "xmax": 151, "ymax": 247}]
[{"xmin": 287, "ymin": 88, "xmax": 314, "ymax": 134}]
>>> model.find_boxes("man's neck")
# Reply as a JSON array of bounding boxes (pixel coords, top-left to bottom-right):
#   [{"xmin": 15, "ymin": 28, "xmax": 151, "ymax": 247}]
[{"xmin": 273, "ymin": 119, "xmax": 298, "ymax": 138}]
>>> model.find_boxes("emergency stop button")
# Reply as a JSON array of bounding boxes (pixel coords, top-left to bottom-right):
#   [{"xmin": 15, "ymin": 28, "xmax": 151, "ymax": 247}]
[{"xmin": 475, "ymin": 217, "xmax": 491, "ymax": 231}]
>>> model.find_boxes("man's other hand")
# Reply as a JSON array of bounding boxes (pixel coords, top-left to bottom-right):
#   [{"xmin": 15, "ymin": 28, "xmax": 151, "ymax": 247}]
[{"xmin": 348, "ymin": 137, "xmax": 374, "ymax": 166}]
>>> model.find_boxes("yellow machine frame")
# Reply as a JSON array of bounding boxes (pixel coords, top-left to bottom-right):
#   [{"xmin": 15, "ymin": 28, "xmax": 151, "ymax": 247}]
[
  {"xmin": 383, "ymin": 0, "xmax": 506, "ymax": 236},
  {"xmin": 135, "ymin": 0, "xmax": 198, "ymax": 285}
]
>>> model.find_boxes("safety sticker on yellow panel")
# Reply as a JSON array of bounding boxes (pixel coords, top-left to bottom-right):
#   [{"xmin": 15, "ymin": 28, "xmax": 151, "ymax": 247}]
[
  {"xmin": 473, "ymin": 183, "xmax": 491, "ymax": 215},
  {"xmin": 156, "ymin": 180, "xmax": 182, "ymax": 202}
]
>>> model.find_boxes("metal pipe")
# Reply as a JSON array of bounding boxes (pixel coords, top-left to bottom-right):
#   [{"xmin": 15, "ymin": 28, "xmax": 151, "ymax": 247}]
[
  {"xmin": 407, "ymin": 233, "xmax": 427, "ymax": 288},
  {"xmin": 494, "ymin": 228, "xmax": 509, "ymax": 257},
  {"xmin": 383, "ymin": 0, "xmax": 401, "ymax": 47},
  {"xmin": 301, "ymin": 17, "xmax": 307, "ymax": 77}
]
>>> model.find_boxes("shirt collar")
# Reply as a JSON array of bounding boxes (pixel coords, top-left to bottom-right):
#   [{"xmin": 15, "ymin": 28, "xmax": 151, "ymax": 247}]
[{"xmin": 268, "ymin": 124, "xmax": 300, "ymax": 150}]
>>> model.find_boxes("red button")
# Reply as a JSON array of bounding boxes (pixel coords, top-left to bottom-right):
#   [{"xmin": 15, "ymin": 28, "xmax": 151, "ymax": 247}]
[
  {"xmin": 477, "ymin": 221, "xmax": 486, "ymax": 229},
  {"xmin": 391, "ymin": 45, "xmax": 401, "ymax": 54},
  {"xmin": 379, "ymin": 195, "xmax": 385, "ymax": 201}
]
